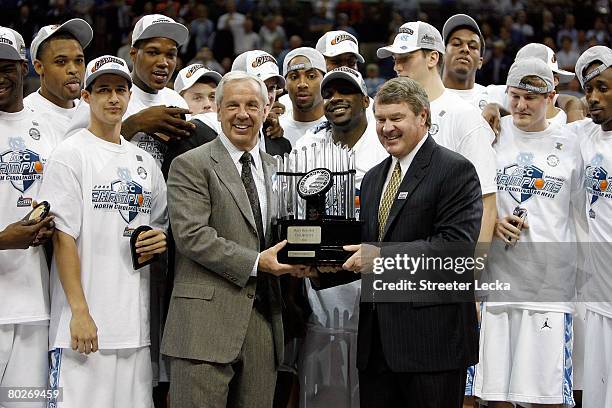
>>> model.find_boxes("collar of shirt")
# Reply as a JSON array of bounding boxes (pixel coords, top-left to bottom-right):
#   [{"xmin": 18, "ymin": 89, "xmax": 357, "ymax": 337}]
[
  {"xmin": 392, "ymin": 132, "xmax": 429, "ymax": 181},
  {"xmin": 219, "ymin": 131, "xmax": 263, "ymax": 174}
]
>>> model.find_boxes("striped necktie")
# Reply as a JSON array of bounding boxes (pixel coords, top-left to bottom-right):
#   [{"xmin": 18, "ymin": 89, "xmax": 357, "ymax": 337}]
[{"xmin": 378, "ymin": 161, "xmax": 401, "ymax": 241}]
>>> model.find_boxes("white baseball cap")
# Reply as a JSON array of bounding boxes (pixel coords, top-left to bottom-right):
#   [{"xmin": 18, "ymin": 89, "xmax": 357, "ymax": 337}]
[
  {"xmin": 0, "ymin": 26, "xmax": 26, "ymax": 60},
  {"xmin": 515, "ymin": 43, "xmax": 574, "ymax": 81},
  {"xmin": 174, "ymin": 64, "xmax": 222, "ymax": 94},
  {"xmin": 377, "ymin": 21, "xmax": 445, "ymax": 59},
  {"xmin": 442, "ymin": 14, "xmax": 485, "ymax": 55},
  {"xmin": 84, "ymin": 55, "xmax": 132, "ymax": 89},
  {"xmin": 316, "ymin": 30, "xmax": 365, "ymax": 63},
  {"xmin": 132, "ymin": 14, "xmax": 188, "ymax": 47},
  {"xmin": 575, "ymin": 46, "xmax": 612, "ymax": 87},
  {"xmin": 283, "ymin": 47, "xmax": 327, "ymax": 77},
  {"xmin": 321, "ymin": 67, "xmax": 368, "ymax": 96},
  {"xmin": 506, "ymin": 57, "xmax": 555, "ymax": 94},
  {"xmin": 30, "ymin": 19, "xmax": 93, "ymax": 62},
  {"xmin": 231, "ymin": 50, "xmax": 285, "ymax": 88}
]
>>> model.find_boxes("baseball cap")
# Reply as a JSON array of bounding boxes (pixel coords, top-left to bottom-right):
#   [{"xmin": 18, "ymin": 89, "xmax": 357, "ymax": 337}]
[
  {"xmin": 575, "ymin": 46, "xmax": 612, "ymax": 87},
  {"xmin": 283, "ymin": 47, "xmax": 327, "ymax": 77},
  {"xmin": 377, "ymin": 21, "xmax": 445, "ymax": 59},
  {"xmin": 316, "ymin": 31, "xmax": 365, "ymax": 63},
  {"xmin": 132, "ymin": 14, "xmax": 188, "ymax": 47},
  {"xmin": 30, "ymin": 19, "xmax": 93, "ymax": 62},
  {"xmin": 174, "ymin": 64, "xmax": 222, "ymax": 94},
  {"xmin": 506, "ymin": 57, "xmax": 555, "ymax": 94},
  {"xmin": 442, "ymin": 14, "xmax": 485, "ymax": 55},
  {"xmin": 0, "ymin": 26, "xmax": 26, "ymax": 60},
  {"xmin": 321, "ymin": 67, "xmax": 368, "ymax": 96},
  {"xmin": 515, "ymin": 43, "xmax": 574, "ymax": 81},
  {"xmin": 84, "ymin": 55, "xmax": 132, "ymax": 89},
  {"xmin": 231, "ymin": 50, "xmax": 285, "ymax": 88}
]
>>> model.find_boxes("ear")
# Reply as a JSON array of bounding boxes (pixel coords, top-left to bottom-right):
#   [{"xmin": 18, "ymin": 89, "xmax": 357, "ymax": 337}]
[
  {"xmin": 82, "ymin": 88, "xmax": 90, "ymax": 104},
  {"xmin": 477, "ymin": 56, "xmax": 483, "ymax": 70},
  {"xmin": 427, "ymin": 51, "xmax": 440, "ymax": 70},
  {"xmin": 129, "ymin": 47, "xmax": 138, "ymax": 65},
  {"xmin": 19, "ymin": 60, "xmax": 29, "ymax": 77},
  {"xmin": 362, "ymin": 95, "xmax": 370, "ymax": 109},
  {"xmin": 33, "ymin": 60, "xmax": 43, "ymax": 76}
]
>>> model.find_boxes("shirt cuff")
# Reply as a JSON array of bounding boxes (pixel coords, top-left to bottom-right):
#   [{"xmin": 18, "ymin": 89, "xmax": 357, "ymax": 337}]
[{"xmin": 251, "ymin": 253, "xmax": 260, "ymax": 276}]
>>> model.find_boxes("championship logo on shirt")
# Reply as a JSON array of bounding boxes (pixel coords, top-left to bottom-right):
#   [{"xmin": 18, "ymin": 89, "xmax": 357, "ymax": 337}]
[
  {"xmin": 91, "ymin": 167, "xmax": 152, "ymax": 223},
  {"xmin": 137, "ymin": 134, "xmax": 167, "ymax": 162},
  {"xmin": 497, "ymin": 152, "xmax": 565, "ymax": 203},
  {"xmin": 0, "ymin": 137, "xmax": 44, "ymax": 193},
  {"xmin": 585, "ymin": 154, "xmax": 612, "ymax": 206}
]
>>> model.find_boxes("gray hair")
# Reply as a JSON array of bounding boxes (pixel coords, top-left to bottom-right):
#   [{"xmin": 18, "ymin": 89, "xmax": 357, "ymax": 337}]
[
  {"xmin": 215, "ymin": 71, "xmax": 269, "ymax": 108},
  {"xmin": 374, "ymin": 77, "xmax": 431, "ymax": 128}
]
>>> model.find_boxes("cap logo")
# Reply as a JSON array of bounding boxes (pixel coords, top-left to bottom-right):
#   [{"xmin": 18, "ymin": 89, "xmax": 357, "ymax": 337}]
[
  {"xmin": 91, "ymin": 56, "xmax": 125, "ymax": 73},
  {"xmin": 331, "ymin": 66, "xmax": 359, "ymax": 77},
  {"xmin": 518, "ymin": 81, "xmax": 548, "ymax": 93},
  {"xmin": 151, "ymin": 17, "xmax": 172, "ymax": 24},
  {"xmin": 330, "ymin": 34, "xmax": 356, "ymax": 46},
  {"xmin": 421, "ymin": 34, "xmax": 437, "ymax": 45},
  {"xmin": 0, "ymin": 34, "xmax": 14, "ymax": 46},
  {"xmin": 185, "ymin": 64, "xmax": 205, "ymax": 78},
  {"xmin": 398, "ymin": 27, "xmax": 414, "ymax": 35},
  {"xmin": 399, "ymin": 34, "xmax": 411, "ymax": 42},
  {"xmin": 252, "ymin": 55, "xmax": 276, "ymax": 68},
  {"xmin": 583, "ymin": 63, "xmax": 608, "ymax": 84}
]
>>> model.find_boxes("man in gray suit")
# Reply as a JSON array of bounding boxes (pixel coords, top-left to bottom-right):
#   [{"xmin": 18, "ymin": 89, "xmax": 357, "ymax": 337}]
[{"xmin": 162, "ymin": 71, "xmax": 309, "ymax": 407}]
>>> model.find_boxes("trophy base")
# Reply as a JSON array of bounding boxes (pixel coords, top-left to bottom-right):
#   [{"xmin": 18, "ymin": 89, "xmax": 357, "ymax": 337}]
[{"xmin": 273, "ymin": 218, "xmax": 362, "ymax": 264}]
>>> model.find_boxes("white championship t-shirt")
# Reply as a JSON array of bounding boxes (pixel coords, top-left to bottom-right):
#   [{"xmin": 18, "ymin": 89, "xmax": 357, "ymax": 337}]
[
  {"xmin": 279, "ymin": 114, "xmax": 326, "ymax": 147},
  {"xmin": 484, "ymin": 116, "xmax": 584, "ymax": 313},
  {"xmin": 446, "ymin": 83, "xmax": 492, "ymax": 111},
  {"xmin": 38, "ymin": 129, "xmax": 168, "ymax": 349},
  {"xmin": 573, "ymin": 119, "xmax": 612, "ymax": 318},
  {"xmin": 24, "ymin": 89, "xmax": 78, "ymax": 140},
  {"xmin": 65, "ymin": 85, "xmax": 188, "ymax": 167},
  {"xmin": 0, "ymin": 107, "xmax": 61, "ymax": 324},
  {"xmin": 429, "ymin": 89, "xmax": 497, "ymax": 195}
]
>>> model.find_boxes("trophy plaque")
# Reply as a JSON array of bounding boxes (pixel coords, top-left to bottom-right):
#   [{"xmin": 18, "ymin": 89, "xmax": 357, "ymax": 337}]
[{"xmin": 272, "ymin": 140, "xmax": 362, "ymax": 264}]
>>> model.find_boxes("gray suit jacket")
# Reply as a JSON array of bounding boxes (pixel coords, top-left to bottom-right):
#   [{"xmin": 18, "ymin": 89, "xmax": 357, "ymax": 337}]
[{"xmin": 161, "ymin": 137, "xmax": 283, "ymax": 366}]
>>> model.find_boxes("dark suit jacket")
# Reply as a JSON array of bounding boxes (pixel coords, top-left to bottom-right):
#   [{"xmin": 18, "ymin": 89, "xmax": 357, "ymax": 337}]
[
  {"xmin": 321, "ymin": 135, "xmax": 482, "ymax": 373},
  {"xmin": 162, "ymin": 137, "xmax": 284, "ymax": 366}
]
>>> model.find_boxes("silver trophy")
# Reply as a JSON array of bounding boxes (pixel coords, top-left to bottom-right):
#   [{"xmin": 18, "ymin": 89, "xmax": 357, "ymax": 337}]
[{"xmin": 272, "ymin": 141, "xmax": 361, "ymax": 264}]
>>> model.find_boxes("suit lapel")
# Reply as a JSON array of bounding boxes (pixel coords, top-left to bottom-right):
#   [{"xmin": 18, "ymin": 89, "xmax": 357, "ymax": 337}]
[
  {"xmin": 210, "ymin": 138, "xmax": 258, "ymax": 233},
  {"xmin": 262, "ymin": 155, "xmax": 275, "ymax": 244},
  {"xmin": 381, "ymin": 136, "xmax": 435, "ymax": 240}
]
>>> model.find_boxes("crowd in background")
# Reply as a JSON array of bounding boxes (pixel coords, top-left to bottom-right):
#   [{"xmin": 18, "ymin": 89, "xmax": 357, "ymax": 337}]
[{"xmin": 2, "ymin": 0, "xmax": 610, "ymax": 97}]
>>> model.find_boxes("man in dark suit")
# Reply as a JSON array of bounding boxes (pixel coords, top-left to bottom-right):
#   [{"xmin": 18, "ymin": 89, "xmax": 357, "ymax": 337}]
[
  {"xmin": 162, "ymin": 71, "xmax": 309, "ymax": 407},
  {"xmin": 322, "ymin": 77, "xmax": 482, "ymax": 407}
]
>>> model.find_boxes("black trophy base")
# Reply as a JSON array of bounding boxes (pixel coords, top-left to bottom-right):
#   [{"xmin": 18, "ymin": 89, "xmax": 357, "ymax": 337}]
[{"xmin": 273, "ymin": 218, "xmax": 362, "ymax": 264}]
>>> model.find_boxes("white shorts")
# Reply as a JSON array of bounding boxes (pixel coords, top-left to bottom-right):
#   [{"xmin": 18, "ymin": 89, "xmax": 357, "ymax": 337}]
[
  {"xmin": 473, "ymin": 304, "xmax": 574, "ymax": 406},
  {"xmin": 582, "ymin": 310, "xmax": 612, "ymax": 408},
  {"xmin": 48, "ymin": 347, "xmax": 153, "ymax": 408},
  {"xmin": 572, "ymin": 303, "xmax": 586, "ymax": 390},
  {"xmin": 0, "ymin": 323, "xmax": 48, "ymax": 408}
]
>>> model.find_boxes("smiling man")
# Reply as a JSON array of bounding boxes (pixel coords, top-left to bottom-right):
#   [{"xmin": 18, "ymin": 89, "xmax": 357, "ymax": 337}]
[
  {"xmin": 279, "ymin": 47, "xmax": 327, "ymax": 146},
  {"xmin": 0, "ymin": 26, "xmax": 59, "ymax": 408},
  {"xmin": 25, "ymin": 18, "xmax": 93, "ymax": 139},
  {"xmin": 38, "ymin": 55, "xmax": 168, "ymax": 408},
  {"xmin": 162, "ymin": 71, "xmax": 309, "ymax": 407}
]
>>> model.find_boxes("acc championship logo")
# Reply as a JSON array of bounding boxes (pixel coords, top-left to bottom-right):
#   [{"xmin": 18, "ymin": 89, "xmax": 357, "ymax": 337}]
[
  {"xmin": 331, "ymin": 33, "xmax": 356, "ymax": 45},
  {"xmin": 398, "ymin": 27, "xmax": 414, "ymax": 35},
  {"xmin": 0, "ymin": 34, "xmax": 14, "ymax": 46},
  {"xmin": 497, "ymin": 152, "xmax": 564, "ymax": 203},
  {"xmin": 91, "ymin": 56, "xmax": 125, "ymax": 73},
  {"xmin": 137, "ymin": 135, "xmax": 167, "ymax": 161},
  {"xmin": 185, "ymin": 64, "xmax": 205, "ymax": 78},
  {"xmin": 91, "ymin": 167, "xmax": 152, "ymax": 223},
  {"xmin": 585, "ymin": 154, "xmax": 612, "ymax": 206},
  {"xmin": 251, "ymin": 55, "xmax": 276, "ymax": 68},
  {"xmin": 0, "ymin": 137, "xmax": 44, "ymax": 193}
]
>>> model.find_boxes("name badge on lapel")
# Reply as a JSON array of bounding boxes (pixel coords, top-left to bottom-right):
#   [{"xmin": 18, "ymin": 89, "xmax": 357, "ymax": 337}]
[{"xmin": 397, "ymin": 192, "xmax": 408, "ymax": 200}]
